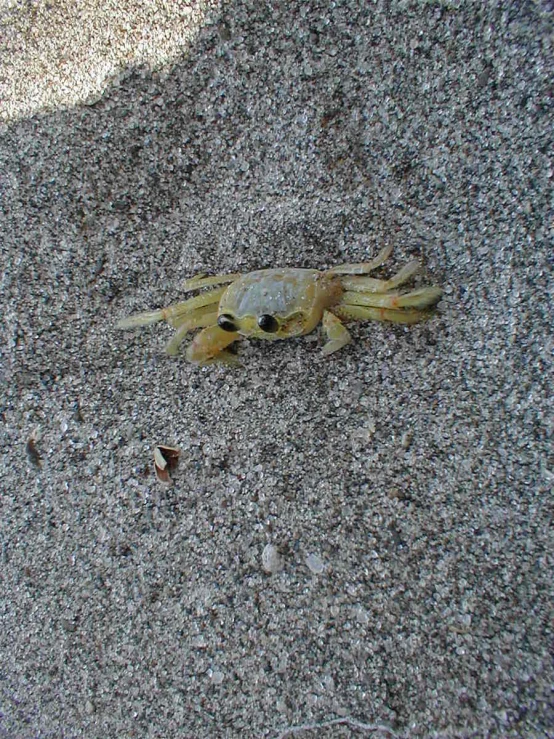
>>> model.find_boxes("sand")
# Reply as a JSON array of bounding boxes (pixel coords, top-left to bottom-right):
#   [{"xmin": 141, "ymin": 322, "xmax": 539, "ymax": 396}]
[{"xmin": 1, "ymin": 1, "xmax": 552, "ymax": 737}]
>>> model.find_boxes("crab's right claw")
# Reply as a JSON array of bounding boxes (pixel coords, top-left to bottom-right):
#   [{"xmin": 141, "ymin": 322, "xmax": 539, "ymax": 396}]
[
  {"xmin": 185, "ymin": 325, "xmax": 241, "ymax": 366},
  {"xmin": 321, "ymin": 310, "xmax": 352, "ymax": 355}
]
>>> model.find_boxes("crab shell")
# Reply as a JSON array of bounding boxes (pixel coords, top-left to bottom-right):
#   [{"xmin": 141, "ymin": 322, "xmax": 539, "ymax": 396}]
[{"xmin": 216, "ymin": 268, "xmax": 343, "ymax": 340}]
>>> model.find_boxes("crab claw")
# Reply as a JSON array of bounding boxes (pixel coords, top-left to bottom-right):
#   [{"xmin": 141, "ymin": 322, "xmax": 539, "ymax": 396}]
[{"xmin": 185, "ymin": 325, "xmax": 241, "ymax": 366}]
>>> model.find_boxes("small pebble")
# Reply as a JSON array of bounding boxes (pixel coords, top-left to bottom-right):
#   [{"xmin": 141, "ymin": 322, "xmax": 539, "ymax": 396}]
[
  {"xmin": 261, "ymin": 544, "xmax": 283, "ymax": 574},
  {"xmin": 210, "ymin": 670, "xmax": 224, "ymax": 685},
  {"xmin": 305, "ymin": 552, "xmax": 325, "ymax": 574}
]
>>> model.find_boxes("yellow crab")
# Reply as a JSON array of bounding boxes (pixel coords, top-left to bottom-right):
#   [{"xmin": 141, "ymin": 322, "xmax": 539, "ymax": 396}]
[{"xmin": 116, "ymin": 245, "xmax": 442, "ymax": 366}]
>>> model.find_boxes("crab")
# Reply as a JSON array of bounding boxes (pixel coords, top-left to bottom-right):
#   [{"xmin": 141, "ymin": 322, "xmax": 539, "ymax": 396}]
[{"xmin": 116, "ymin": 245, "xmax": 442, "ymax": 366}]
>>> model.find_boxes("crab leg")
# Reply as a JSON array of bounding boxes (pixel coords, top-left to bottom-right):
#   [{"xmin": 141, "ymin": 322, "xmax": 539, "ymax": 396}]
[
  {"xmin": 340, "ymin": 259, "xmax": 421, "ymax": 293},
  {"xmin": 327, "ymin": 244, "xmax": 393, "ymax": 275},
  {"xmin": 182, "ymin": 273, "xmax": 242, "ymax": 292},
  {"xmin": 342, "ymin": 286, "xmax": 443, "ymax": 310},
  {"xmin": 333, "ymin": 303, "xmax": 438, "ymax": 325},
  {"xmin": 321, "ymin": 310, "xmax": 352, "ymax": 355},
  {"xmin": 116, "ymin": 286, "xmax": 226, "ymax": 330}
]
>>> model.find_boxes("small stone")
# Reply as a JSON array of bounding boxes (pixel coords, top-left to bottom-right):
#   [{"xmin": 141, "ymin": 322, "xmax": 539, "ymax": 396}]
[
  {"xmin": 261, "ymin": 544, "xmax": 283, "ymax": 574},
  {"xmin": 305, "ymin": 552, "xmax": 325, "ymax": 574},
  {"xmin": 210, "ymin": 670, "xmax": 224, "ymax": 685}
]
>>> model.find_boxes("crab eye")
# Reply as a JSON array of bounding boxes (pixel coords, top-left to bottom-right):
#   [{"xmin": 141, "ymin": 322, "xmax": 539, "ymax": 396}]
[
  {"xmin": 257, "ymin": 314, "xmax": 279, "ymax": 333},
  {"xmin": 217, "ymin": 314, "xmax": 237, "ymax": 332}
]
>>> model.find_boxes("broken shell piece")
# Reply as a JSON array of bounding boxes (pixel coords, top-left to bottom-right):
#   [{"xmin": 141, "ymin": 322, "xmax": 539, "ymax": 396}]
[{"xmin": 154, "ymin": 444, "xmax": 180, "ymax": 484}]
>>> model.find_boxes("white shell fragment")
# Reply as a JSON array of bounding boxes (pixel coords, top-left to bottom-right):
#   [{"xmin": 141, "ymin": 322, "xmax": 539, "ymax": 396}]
[
  {"xmin": 154, "ymin": 444, "xmax": 180, "ymax": 485},
  {"xmin": 262, "ymin": 544, "xmax": 283, "ymax": 574}
]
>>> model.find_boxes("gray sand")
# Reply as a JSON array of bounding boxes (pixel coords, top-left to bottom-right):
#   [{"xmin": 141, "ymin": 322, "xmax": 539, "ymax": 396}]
[{"xmin": 1, "ymin": 2, "xmax": 552, "ymax": 738}]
